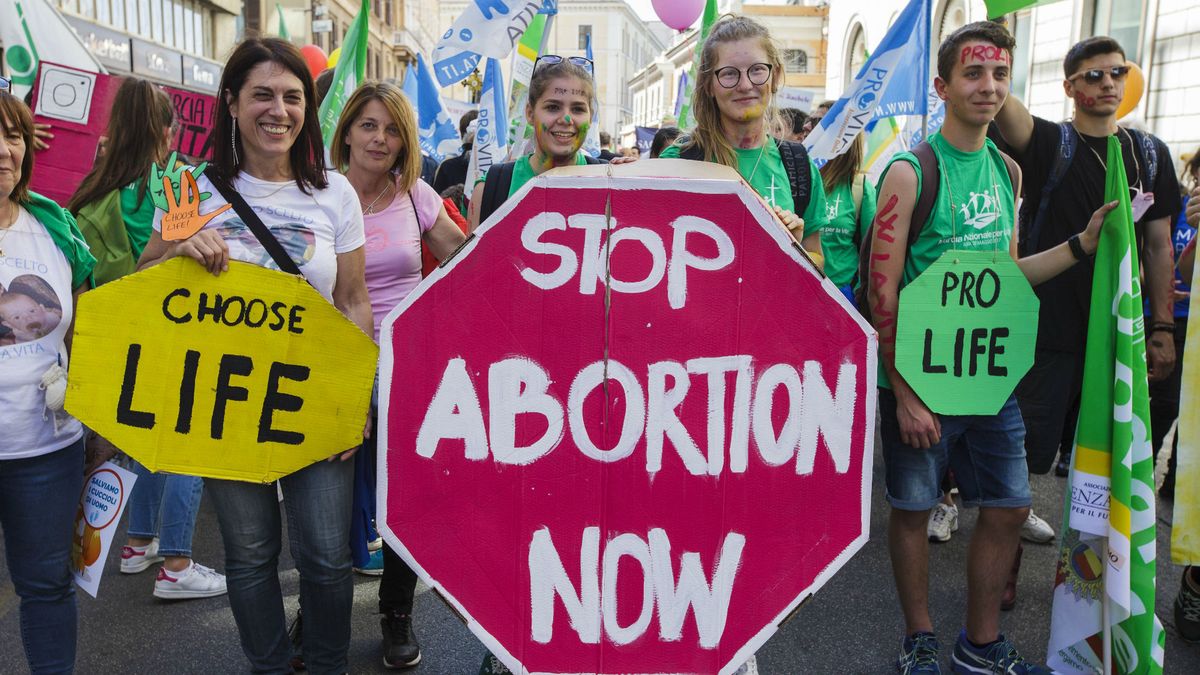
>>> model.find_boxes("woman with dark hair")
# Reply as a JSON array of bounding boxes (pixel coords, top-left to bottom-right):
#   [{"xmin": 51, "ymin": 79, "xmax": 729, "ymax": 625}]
[
  {"xmin": 650, "ymin": 126, "xmax": 682, "ymax": 158},
  {"xmin": 818, "ymin": 132, "xmax": 876, "ymax": 302},
  {"xmin": 68, "ymin": 76, "xmax": 227, "ymax": 601},
  {"xmin": 0, "ymin": 91, "xmax": 95, "ymax": 674},
  {"xmin": 138, "ymin": 37, "xmax": 372, "ymax": 674}
]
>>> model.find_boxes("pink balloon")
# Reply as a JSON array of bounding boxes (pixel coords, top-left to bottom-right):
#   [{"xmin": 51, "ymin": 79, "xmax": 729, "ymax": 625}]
[{"xmin": 652, "ymin": 0, "xmax": 705, "ymax": 31}]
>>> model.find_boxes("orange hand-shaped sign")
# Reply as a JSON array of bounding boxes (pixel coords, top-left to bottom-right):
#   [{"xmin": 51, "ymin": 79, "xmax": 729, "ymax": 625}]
[{"xmin": 161, "ymin": 172, "xmax": 231, "ymax": 241}]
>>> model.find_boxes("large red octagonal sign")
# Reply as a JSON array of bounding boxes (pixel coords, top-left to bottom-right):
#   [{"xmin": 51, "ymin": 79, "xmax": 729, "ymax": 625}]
[{"xmin": 380, "ymin": 161, "xmax": 877, "ymax": 674}]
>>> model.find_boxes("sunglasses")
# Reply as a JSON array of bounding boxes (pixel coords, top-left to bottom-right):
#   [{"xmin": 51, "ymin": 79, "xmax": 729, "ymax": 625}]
[
  {"xmin": 0, "ymin": 76, "xmax": 10, "ymax": 93},
  {"xmin": 715, "ymin": 63, "xmax": 773, "ymax": 89},
  {"xmin": 533, "ymin": 55, "xmax": 594, "ymax": 76},
  {"xmin": 1069, "ymin": 65, "xmax": 1130, "ymax": 85}
]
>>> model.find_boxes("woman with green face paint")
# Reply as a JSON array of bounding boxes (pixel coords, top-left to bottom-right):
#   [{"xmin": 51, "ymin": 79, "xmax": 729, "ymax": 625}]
[{"xmin": 469, "ymin": 56, "xmax": 608, "ymax": 229}]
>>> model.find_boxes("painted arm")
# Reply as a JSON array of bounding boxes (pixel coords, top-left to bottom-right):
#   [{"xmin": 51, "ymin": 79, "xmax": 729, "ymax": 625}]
[
  {"xmin": 867, "ymin": 162, "xmax": 941, "ymax": 449},
  {"xmin": 994, "ymin": 93, "xmax": 1035, "ymax": 156},
  {"xmin": 424, "ymin": 203, "xmax": 469, "ymax": 262},
  {"xmin": 1142, "ymin": 214, "xmax": 1178, "ymax": 381}
]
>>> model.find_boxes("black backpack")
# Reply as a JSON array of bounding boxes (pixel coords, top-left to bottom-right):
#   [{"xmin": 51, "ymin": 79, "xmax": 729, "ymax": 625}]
[
  {"xmin": 852, "ymin": 141, "xmax": 1019, "ymax": 318},
  {"xmin": 676, "ymin": 136, "xmax": 813, "ymax": 217},
  {"xmin": 477, "ymin": 155, "xmax": 608, "ymax": 225}
]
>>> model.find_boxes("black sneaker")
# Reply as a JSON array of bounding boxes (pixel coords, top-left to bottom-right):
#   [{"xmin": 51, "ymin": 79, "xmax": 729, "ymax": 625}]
[
  {"xmin": 1176, "ymin": 566, "xmax": 1200, "ymax": 643},
  {"xmin": 381, "ymin": 612, "xmax": 422, "ymax": 669}
]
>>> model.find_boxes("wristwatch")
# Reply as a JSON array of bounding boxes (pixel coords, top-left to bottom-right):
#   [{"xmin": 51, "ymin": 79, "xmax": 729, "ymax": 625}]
[{"xmin": 1068, "ymin": 234, "xmax": 1088, "ymax": 261}]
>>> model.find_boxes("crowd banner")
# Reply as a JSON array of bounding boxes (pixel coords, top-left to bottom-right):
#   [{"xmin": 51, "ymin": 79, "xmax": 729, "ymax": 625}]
[
  {"xmin": 504, "ymin": 11, "xmax": 548, "ymax": 161},
  {"xmin": 71, "ymin": 461, "xmax": 137, "ymax": 598},
  {"xmin": 1047, "ymin": 136, "xmax": 1163, "ymax": 674},
  {"xmin": 895, "ymin": 250, "xmax": 1039, "ymax": 415},
  {"xmin": 318, "ymin": 0, "xmax": 369, "ymax": 149},
  {"xmin": 413, "ymin": 53, "xmax": 462, "ymax": 162},
  {"xmin": 776, "ymin": 86, "xmax": 815, "ymax": 113},
  {"xmin": 805, "ymin": 0, "xmax": 929, "ymax": 162},
  {"xmin": 66, "ymin": 258, "xmax": 378, "ymax": 483},
  {"xmin": 378, "ymin": 160, "xmax": 877, "ymax": 674},
  {"xmin": 432, "ymin": 0, "xmax": 551, "ymax": 87},
  {"xmin": 677, "ymin": 0, "xmax": 718, "ymax": 130},
  {"xmin": 465, "ymin": 58, "xmax": 507, "ymax": 189},
  {"xmin": 163, "ymin": 85, "xmax": 217, "ymax": 160},
  {"xmin": 1172, "ymin": 240, "xmax": 1200, "ymax": 564},
  {"xmin": 0, "ymin": 0, "xmax": 106, "ymax": 99},
  {"xmin": 635, "ymin": 125, "xmax": 657, "ymax": 156}
]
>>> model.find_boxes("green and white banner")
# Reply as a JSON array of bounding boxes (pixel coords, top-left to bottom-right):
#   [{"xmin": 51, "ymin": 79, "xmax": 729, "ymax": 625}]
[
  {"xmin": 1047, "ymin": 135, "xmax": 1164, "ymax": 674},
  {"xmin": 0, "ymin": 0, "xmax": 105, "ymax": 99},
  {"xmin": 318, "ymin": 0, "xmax": 368, "ymax": 150},
  {"xmin": 677, "ymin": 0, "xmax": 718, "ymax": 131}
]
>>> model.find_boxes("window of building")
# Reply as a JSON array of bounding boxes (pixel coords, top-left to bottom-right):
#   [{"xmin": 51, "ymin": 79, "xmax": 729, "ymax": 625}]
[
  {"xmin": 936, "ymin": 0, "xmax": 968, "ymax": 45},
  {"xmin": 386, "ymin": 0, "xmax": 393, "ymax": 26},
  {"xmin": 579, "ymin": 25, "xmax": 592, "ymax": 51},
  {"xmin": 783, "ymin": 49, "xmax": 808, "ymax": 74},
  {"xmin": 125, "ymin": 0, "xmax": 139, "ymax": 32},
  {"xmin": 150, "ymin": 0, "xmax": 163, "ymax": 43},
  {"xmin": 1009, "ymin": 11, "xmax": 1033, "ymax": 100},
  {"xmin": 1090, "ymin": 0, "xmax": 1145, "ymax": 64},
  {"xmin": 845, "ymin": 24, "xmax": 867, "ymax": 84}
]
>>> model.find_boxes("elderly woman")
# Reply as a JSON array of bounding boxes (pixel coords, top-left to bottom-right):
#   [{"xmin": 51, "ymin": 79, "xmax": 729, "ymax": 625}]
[
  {"xmin": 138, "ymin": 37, "xmax": 372, "ymax": 674},
  {"xmin": 0, "ymin": 91, "xmax": 95, "ymax": 674}
]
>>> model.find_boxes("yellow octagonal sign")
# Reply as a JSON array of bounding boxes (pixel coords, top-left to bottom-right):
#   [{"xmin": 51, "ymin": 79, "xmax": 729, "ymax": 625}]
[{"xmin": 66, "ymin": 258, "xmax": 378, "ymax": 482}]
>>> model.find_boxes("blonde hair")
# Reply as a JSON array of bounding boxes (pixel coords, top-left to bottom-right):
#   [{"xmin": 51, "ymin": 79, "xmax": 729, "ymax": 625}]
[
  {"xmin": 678, "ymin": 15, "xmax": 784, "ymax": 169},
  {"xmin": 332, "ymin": 81, "xmax": 422, "ymax": 193}
]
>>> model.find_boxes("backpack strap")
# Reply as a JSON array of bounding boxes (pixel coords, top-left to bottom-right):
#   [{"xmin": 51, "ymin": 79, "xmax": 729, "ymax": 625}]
[
  {"xmin": 1127, "ymin": 127, "xmax": 1159, "ymax": 196},
  {"xmin": 908, "ymin": 141, "xmax": 940, "ymax": 245},
  {"xmin": 675, "ymin": 135, "xmax": 704, "ymax": 162},
  {"xmin": 849, "ymin": 173, "xmax": 866, "ymax": 250},
  {"xmin": 775, "ymin": 138, "xmax": 812, "ymax": 217},
  {"xmin": 1024, "ymin": 121, "xmax": 1076, "ymax": 253},
  {"xmin": 478, "ymin": 161, "xmax": 517, "ymax": 225},
  {"xmin": 202, "ymin": 166, "xmax": 302, "ymax": 276}
]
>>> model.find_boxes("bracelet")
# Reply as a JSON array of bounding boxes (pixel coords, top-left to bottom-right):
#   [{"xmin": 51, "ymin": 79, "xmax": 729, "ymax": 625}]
[
  {"xmin": 1149, "ymin": 324, "xmax": 1175, "ymax": 336},
  {"xmin": 1067, "ymin": 234, "xmax": 1088, "ymax": 261}
]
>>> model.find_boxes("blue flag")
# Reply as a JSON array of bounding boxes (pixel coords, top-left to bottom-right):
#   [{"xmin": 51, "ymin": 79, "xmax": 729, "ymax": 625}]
[
  {"xmin": 805, "ymin": 0, "xmax": 929, "ymax": 161},
  {"xmin": 581, "ymin": 32, "xmax": 601, "ymax": 158},
  {"xmin": 432, "ymin": 0, "xmax": 547, "ymax": 87},
  {"xmin": 414, "ymin": 53, "xmax": 463, "ymax": 162},
  {"xmin": 466, "ymin": 58, "xmax": 508, "ymax": 188}
]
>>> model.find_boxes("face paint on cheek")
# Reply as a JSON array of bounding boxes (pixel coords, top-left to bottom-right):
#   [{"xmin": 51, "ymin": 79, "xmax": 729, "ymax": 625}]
[
  {"xmin": 739, "ymin": 104, "xmax": 765, "ymax": 122},
  {"xmin": 1075, "ymin": 92, "xmax": 1097, "ymax": 107}
]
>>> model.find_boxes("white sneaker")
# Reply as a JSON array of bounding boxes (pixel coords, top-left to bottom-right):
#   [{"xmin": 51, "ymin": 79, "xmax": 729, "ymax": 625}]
[
  {"xmin": 153, "ymin": 562, "xmax": 228, "ymax": 600},
  {"xmin": 927, "ymin": 502, "xmax": 959, "ymax": 542},
  {"xmin": 1021, "ymin": 510, "xmax": 1056, "ymax": 544},
  {"xmin": 120, "ymin": 539, "xmax": 164, "ymax": 574}
]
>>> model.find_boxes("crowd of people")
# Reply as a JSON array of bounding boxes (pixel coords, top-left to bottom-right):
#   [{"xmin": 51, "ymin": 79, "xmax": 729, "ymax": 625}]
[{"xmin": 1, "ymin": 10, "xmax": 1198, "ymax": 675}]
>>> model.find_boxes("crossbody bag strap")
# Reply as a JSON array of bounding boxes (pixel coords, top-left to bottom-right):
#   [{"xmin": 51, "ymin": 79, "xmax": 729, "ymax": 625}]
[{"xmin": 203, "ymin": 166, "xmax": 303, "ymax": 276}]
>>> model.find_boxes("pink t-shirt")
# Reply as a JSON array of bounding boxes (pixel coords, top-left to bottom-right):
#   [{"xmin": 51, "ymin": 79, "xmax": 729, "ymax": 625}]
[{"xmin": 364, "ymin": 178, "xmax": 442, "ymax": 340}]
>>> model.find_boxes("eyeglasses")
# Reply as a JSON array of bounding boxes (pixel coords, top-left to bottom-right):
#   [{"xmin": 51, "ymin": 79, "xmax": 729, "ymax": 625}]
[
  {"xmin": 0, "ymin": 76, "xmax": 10, "ymax": 93},
  {"xmin": 715, "ymin": 63, "xmax": 773, "ymax": 89},
  {"xmin": 1068, "ymin": 65, "xmax": 1130, "ymax": 85},
  {"xmin": 533, "ymin": 55, "xmax": 594, "ymax": 76}
]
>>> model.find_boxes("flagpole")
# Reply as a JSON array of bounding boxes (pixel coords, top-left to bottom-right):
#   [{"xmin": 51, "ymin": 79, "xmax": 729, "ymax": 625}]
[{"xmin": 1102, "ymin": 539, "xmax": 1113, "ymax": 674}]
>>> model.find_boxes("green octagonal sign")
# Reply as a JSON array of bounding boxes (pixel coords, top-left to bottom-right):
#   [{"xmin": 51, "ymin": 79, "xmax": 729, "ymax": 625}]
[{"xmin": 895, "ymin": 249, "xmax": 1040, "ymax": 416}]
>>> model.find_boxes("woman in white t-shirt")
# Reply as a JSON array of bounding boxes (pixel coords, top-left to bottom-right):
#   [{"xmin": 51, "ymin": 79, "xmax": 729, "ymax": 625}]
[
  {"xmin": 330, "ymin": 80, "xmax": 466, "ymax": 669},
  {"xmin": 138, "ymin": 38, "xmax": 373, "ymax": 675},
  {"xmin": 0, "ymin": 92, "xmax": 96, "ymax": 674}
]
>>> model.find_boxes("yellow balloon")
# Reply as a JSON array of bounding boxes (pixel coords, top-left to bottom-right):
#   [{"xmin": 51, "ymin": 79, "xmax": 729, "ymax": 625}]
[
  {"xmin": 327, "ymin": 47, "xmax": 342, "ymax": 69},
  {"xmin": 1117, "ymin": 61, "xmax": 1144, "ymax": 120}
]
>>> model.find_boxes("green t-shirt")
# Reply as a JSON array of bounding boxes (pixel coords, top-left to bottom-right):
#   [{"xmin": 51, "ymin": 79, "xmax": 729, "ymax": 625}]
[
  {"xmin": 659, "ymin": 140, "xmax": 828, "ymax": 231},
  {"xmin": 876, "ymin": 131, "xmax": 1016, "ymax": 389},
  {"xmin": 475, "ymin": 152, "xmax": 591, "ymax": 198},
  {"xmin": 119, "ymin": 181, "xmax": 156, "ymax": 258},
  {"xmin": 821, "ymin": 177, "xmax": 877, "ymax": 288}
]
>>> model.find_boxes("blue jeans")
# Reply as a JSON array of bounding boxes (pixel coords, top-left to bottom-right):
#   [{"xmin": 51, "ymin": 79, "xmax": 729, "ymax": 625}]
[
  {"xmin": 879, "ymin": 389, "xmax": 1032, "ymax": 511},
  {"xmin": 206, "ymin": 458, "xmax": 354, "ymax": 675},
  {"xmin": 0, "ymin": 438, "xmax": 84, "ymax": 674},
  {"xmin": 126, "ymin": 460, "xmax": 203, "ymax": 557}
]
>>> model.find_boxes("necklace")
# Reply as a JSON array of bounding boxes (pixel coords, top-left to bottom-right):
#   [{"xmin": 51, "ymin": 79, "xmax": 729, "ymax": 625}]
[
  {"xmin": 1071, "ymin": 123, "xmax": 1143, "ymax": 188},
  {"xmin": 936, "ymin": 142, "xmax": 1004, "ymax": 254},
  {"xmin": 745, "ymin": 141, "xmax": 768, "ymax": 185},
  {"xmin": 362, "ymin": 180, "xmax": 393, "ymax": 215},
  {"xmin": 238, "ymin": 179, "xmax": 292, "ymax": 201}
]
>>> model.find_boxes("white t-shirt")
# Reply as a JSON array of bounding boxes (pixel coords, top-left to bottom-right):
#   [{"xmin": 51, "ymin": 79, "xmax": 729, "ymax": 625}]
[
  {"xmin": 153, "ymin": 171, "xmax": 366, "ymax": 302},
  {"xmin": 0, "ymin": 207, "xmax": 83, "ymax": 459}
]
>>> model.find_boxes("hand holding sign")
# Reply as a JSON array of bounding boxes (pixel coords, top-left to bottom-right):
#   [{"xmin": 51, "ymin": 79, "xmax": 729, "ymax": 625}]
[{"xmin": 161, "ymin": 171, "xmax": 230, "ymax": 242}]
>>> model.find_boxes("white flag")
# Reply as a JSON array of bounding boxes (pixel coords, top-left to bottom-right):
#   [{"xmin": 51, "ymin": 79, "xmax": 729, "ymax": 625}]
[
  {"xmin": 0, "ymin": 0, "xmax": 106, "ymax": 99},
  {"xmin": 432, "ymin": 0, "xmax": 545, "ymax": 87},
  {"xmin": 466, "ymin": 58, "xmax": 507, "ymax": 189}
]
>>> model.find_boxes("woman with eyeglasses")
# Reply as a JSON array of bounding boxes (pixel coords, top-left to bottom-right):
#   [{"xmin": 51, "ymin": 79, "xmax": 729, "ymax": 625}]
[
  {"xmin": 68, "ymin": 76, "xmax": 229, "ymax": 602},
  {"xmin": 468, "ymin": 55, "xmax": 609, "ymax": 229},
  {"xmin": 659, "ymin": 15, "xmax": 827, "ymax": 260},
  {"xmin": 137, "ymin": 37, "xmax": 373, "ymax": 675}
]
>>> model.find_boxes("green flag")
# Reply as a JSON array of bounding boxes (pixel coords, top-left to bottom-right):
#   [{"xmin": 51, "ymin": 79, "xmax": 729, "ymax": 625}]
[
  {"xmin": 678, "ymin": 0, "xmax": 718, "ymax": 130},
  {"xmin": 505, "ymin": 12, "xmax": 547, "ymax": 160},
  {"xmin": 318, "ymin": 0, "xmax": 369, "ymax": 150},
  {"xmin": 1046, "ymin": 135, "xmax": 1164, "ymax": 674},
  {"xmin": 984, "ymin": 0, "xmax": 1062, "ymax": 19},
  {"xmin": 276, "ymin": 3, "xmax": 291, "ymax": 41}
]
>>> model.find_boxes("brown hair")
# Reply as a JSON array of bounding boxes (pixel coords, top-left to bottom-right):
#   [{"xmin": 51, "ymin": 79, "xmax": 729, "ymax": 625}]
[
  {"xmin": 0, "ymin": 92, "xmax": 35, "ymax": 204},
  {"xmin": 677, "ymin": 15, "xmax": 784, "ymax": 169},
  {"xmin": 1064, "ymin": 36, "xmax": 1125, "ymax": 79},
  {"xmin": 527, "ymin": 59, "xmax": 596, "ymax": 113},
  {"xmin": 212, "ymin": 37, "xmax": 327, "ymax": 192},
  {"xmin": 332, "ymin": 81, "xmax": 422, "ymax": 194},
  {"xmin": 68, "ymin": 77, "xmax": 174, "ymax": 214},
  {"xmin": 936, "ymin": 21, "xmax": 1016, "ymax": 82},
  {"xmin": 1183, "ymin": 149, "xmax": 1200, "ymax": 193},
  {"xmin": 819, "ymin": 132, "xmax": 865, "ymax": 192}
]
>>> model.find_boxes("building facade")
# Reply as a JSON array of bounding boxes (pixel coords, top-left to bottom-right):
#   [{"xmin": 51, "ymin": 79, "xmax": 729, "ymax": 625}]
[
  {"xmin": 827, "ymin": 0, "xmax": 1200, "ymax": 173},
  {"xmin": 625, "ymin": 0, "xmax": 829, "ymax": 147}
]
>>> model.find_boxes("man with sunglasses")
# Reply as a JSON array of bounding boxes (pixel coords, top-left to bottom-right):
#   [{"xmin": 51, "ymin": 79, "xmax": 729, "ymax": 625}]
[{"xmin": 993, "ymin": 34, "xmax": 1180, "ymax": 596}]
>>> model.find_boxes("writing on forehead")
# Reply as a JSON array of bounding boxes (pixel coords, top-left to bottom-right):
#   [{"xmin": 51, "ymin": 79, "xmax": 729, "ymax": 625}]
[
  {"xmin": 553, "ymin": 87, "xmax": 588, "ymax": 96},
  {"xmin": 960, "ymin": 45, "xmax": 1011, "ymax": 66}
]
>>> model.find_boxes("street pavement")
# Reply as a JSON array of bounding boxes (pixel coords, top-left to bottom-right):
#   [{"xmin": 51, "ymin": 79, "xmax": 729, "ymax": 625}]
[{"xmin": 2, "ymin": 442, "xmax": 1199, "ymax": 674}]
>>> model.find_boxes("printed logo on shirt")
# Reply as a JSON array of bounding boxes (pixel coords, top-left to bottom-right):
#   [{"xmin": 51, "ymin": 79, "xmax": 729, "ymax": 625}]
[
  {"xmin": 958, "ymin": 186, "xmax": 1002, "ymax": 230},
  {"xmin": 825, "ymin": 194, "xmax": 842, "ymax": 223},
  {"xmin": 0, "ymin": 274, "xmax": 64, "ymax": 347},
  {"xmin": 216, "ymin": 219, "xmax": 317, "ymax": 270}
]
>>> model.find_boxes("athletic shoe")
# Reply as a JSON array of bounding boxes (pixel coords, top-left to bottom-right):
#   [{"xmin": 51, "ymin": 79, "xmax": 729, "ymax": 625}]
[
  {"xmin": 1175, "ymin": 566, "xmax": 1200, "ymax": 643},
  {"xmin": 120, "ymin": 539, "xmax": 164, "ymax": 574},
  {"xmin": 1054, "ymin": 457, "xmax": 1070, "ymax": 477},
  {"xmin": 382, "ymin": 612, "xmax": 422, "ymax": 669},
  {"xmin": 897, "ymin": 631, "xmax": 941, "ymax": 674},
  {"xmin": 355, "ymin": 549, "xmax": 385, "ymax": 576},
  {"xmin": 1019, "ymin": 510, "xmax": 1055, "ymax": 544},
  {"xmin": 153, "ymin": 562, "xmax": 227, "ymax": 600},
  {"xmin": 368, "ymin": 536, "xmax": 384, "ymax": 552},
  {"xmin": 951, "ymin": 630, "xmax": 1051, "ymax": 674},
  {"xmin": 928, "ymin": 503, "xmax": 959, "ymax": 543}
]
